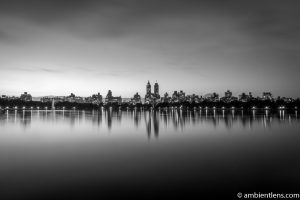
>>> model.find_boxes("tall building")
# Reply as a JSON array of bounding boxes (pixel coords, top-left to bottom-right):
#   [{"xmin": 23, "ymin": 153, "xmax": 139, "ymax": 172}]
[
  {"xmin": 204, "ymin": 93, "xmax": 219, "ymax": 102},
  {"xmin": 221, "ymin": 90, "xmax": 237, "ymax": 102},
  {"xmin": 106, "ymin": 90, "xmax": 113, "ymax": 100},
  {"xmin": 65, "ymin": 93, "xmax": 86, "ymax": 103},
  {"xmin": 105, "ymin": 90, "xmax": 122, "ymax": 104},
  {"xmin": 154, "ymin": 81, "xmax": 159, "ymax": 96},
  {"xmin": 146, "ymin": 81, "xmax": 151, "ymax": 95},
  {"xmin": 262, "ymin": 92, "xmax": 273, "ymax": 100},
  {"xmin": 179, "ymin": 90, "xmax": 185, "ymax": 102},
  {"xmin": 186, "ymin": 94, "xmax": 200, "ymax": 103},
  {"xmin": 249, "ymin": 92, "xmax": 253, "ymax": 98},
  {"xmin": 239, "ymin": 92, "xmax": 249, "ymax": 102},
  {"xmin": 163, "ymin": 92, "xmax": 171, "ymax": 103},
  {"xmin": 41, "ymin": 96, "xmax": 65, "ymax": 103},
  {"xmin": 131, "ymin": 92, "xmax": 141, "ymax": 104},
  {"xmin": 225, "ymin": 90, "xmax": 232, "ymax": 98},
  {"xmin": 172, "ymin": 91, "xmax": 178, "ymax": 99},
  {"xmin": 89, "ymin": 92, "xmax": 102, "ymax": 104},
  {"xmin": 20, "ymin": 92, "xmax": 32, "ymax": 101},
  {"xmin": 96, "ymin": 93, "xmax": 103, "ymax": 103}
]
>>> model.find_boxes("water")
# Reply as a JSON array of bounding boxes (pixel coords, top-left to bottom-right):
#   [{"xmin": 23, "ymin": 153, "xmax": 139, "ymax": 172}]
[{"xmin": 0, "ymin": 109, "xmax": 299, "ymax": 199}]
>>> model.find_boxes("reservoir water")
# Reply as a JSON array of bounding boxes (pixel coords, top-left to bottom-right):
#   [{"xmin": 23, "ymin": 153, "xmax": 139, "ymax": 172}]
[{"xmin": 0, "ymin": 109, "xmax": 299, "ymax": 199}]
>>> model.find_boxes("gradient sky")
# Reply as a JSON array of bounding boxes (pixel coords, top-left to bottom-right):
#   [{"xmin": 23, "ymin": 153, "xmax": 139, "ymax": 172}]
[{"xmin": 0, "ymin": 0, "xmax": 300, "ymax": 98}]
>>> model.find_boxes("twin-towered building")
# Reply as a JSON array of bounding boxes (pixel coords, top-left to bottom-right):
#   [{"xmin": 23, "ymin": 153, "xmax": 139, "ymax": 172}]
[{"xmin": 145, "ymin": 81, "xmax": 160, "ymax": 103}]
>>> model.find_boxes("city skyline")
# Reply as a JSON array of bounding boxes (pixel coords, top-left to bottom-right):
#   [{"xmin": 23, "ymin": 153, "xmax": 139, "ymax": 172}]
[
  {"xmin": 0, "ymin": 80, "xmax": 298, "ymax": 99},
  {"xmin": 1, "ymin": 0, "xmax": 300, "ymax": 98},
  {"xmin": 0, "ymin": 80, "xmax": 299, "ymax": 99}
]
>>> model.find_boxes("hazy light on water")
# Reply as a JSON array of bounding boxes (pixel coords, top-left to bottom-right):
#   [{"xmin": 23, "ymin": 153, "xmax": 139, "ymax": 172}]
[{"xmin": 0, "ymin": 110, "xmax": 299, "ymax": 199}]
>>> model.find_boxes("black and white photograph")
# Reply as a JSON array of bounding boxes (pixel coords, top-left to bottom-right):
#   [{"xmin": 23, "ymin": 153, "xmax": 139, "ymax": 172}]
[{"xmin": 0, "ymin": 0, "xmax": 300, "ymax": 199}]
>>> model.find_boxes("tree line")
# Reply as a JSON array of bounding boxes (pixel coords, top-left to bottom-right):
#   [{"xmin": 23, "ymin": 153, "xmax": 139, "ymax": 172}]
[{"xmin": 1, "ymin": 98, "xmax": 299, "ymax": 110}]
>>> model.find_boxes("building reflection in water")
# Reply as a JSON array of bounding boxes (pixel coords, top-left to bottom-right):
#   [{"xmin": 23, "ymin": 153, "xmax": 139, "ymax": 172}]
[
  {"xmin": 0, "ymin": 109, "xmax": 299, "ymax": 138},
  {"xmin": 104, "ymin": 108, "xmax": 122, "ymax": 131},
  {"xmin": 96, "ymin": 109, "xmax": 102, "ymax": 126},
  {"xmin": 153, "ymin": 111, "xmax": 159, "ymax": 137},
  {"xmin": 133, "ymin": 109, "xmax": 141, "ymax": 128},
  {"xmin": 21, "ymin": 110, "xmax": 32, "ymax": 128},
  {"xmin": 105, "ymin": 109, "xmax": 112, "ymax": 130},
  {"xmin": 144, "ymin": 111, "xmax": 151, "ymax": 139}
]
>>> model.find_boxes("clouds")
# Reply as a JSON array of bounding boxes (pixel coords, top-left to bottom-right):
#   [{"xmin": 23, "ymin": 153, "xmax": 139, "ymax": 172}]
[
  {"xmin": 3, "ymin": 66, "xmax": 63, "ymax": 73},
  {"xmin": 0, "ymin": 0, "xmax": 300, "ymax": 97},
  {"xmin": 1, "ymin": 0, "xmax": 300, "ymax": 42}
]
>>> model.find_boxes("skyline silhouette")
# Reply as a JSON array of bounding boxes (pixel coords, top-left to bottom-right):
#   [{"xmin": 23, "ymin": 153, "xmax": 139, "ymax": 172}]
[{"xmin": 1, "ymin": 80, "xmax": 299, "ymax": 99}]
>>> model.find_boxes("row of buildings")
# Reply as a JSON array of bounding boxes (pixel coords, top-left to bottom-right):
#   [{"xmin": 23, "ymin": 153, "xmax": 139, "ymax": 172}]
[
  {"xmin": 40, "ymin": 92, "xmax": 120, "ymax": 104},
  {"xmin": 0, "ymin": 82, "xmax": 296, "ymax": 104},
  {"xmin": 1, "ymin": 92, "xmax": 33, "ymax": 101},
  {"xmin": 130, "ymin": 81, "xmax": 290, "ymax": 104}
]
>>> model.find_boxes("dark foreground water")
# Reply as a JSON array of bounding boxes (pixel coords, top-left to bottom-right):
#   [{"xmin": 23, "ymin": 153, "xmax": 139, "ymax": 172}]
[{"xmin": 0, "ymin": 109, "xmax": 299, "ymax": 199}]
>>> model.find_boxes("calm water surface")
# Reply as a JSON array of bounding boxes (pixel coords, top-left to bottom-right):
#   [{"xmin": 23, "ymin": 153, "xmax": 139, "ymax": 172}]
[{"xmin": 0, "ymin": 109, "xmax": 299, "ymax": 199}]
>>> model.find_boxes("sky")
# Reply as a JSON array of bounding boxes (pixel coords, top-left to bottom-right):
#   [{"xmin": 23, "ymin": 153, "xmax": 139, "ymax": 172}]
[{"xmin": 0, "ymin": 0, "xmax": 300, "ymax": 98}]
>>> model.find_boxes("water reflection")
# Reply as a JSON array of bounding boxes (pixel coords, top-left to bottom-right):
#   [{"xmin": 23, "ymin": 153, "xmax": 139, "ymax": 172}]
[
  {"xmin": 1, "ymin": 108, "xmax": 299, "ymax": 200},
  {"xmin": 0, "ymin": 109, "xmax": 299, "ymax": 138}
]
